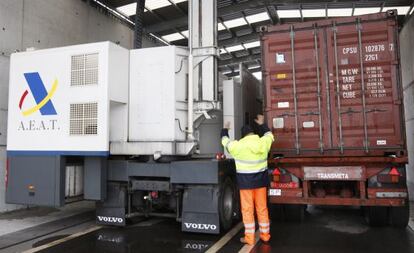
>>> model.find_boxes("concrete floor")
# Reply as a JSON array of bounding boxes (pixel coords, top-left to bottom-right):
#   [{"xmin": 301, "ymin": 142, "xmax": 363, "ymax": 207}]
[
  {"xmin": 0, "ymin": 201, "xmax": 95, "ymax": 236},
  {"xmin": 3, "ymin": 202, "xmax": 411, "ymax": 253}
]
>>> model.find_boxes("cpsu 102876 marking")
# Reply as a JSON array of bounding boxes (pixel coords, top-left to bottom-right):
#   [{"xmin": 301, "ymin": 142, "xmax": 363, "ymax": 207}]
[{"xmin": 19, "ymin": 72, "xmax": 58, "ymax": 116}]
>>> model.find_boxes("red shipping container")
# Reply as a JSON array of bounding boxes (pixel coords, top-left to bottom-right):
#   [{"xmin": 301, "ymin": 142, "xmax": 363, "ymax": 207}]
[{"xmin": 261, "ymin": 11, "xmax": 406, "ymax": 158}]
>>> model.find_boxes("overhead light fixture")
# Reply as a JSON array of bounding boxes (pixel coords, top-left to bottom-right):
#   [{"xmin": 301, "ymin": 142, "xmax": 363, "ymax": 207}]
[
  {"xmin": 117, "ymin": 0, "xmax": 182, "ymax": 15},
  {"xmin": 354, "ymin": 7, "xmax": 381, "ymax": 16},
  {"xmin": 146, "ymin": 0, "xmax": 171, "ymax": 10},
  {"xmin": 220, "ymin": 48, "xmax": 228, "ymax": 54},
  {"xmin": 181, "ymin": 30, "xmax": 189, "ymax": 38},
  {"xmin": 248, "ymin": 64, "xmax": 260, "ymax": 69},
  {"xmin": 277, "ymin": 10, "xmax": 301, "ymax": 18},
  {"xmin": 171, "ymin": 0, "xmax": 187, "ymax": 3},
  {"xmin": 246, "ymin": 12, "xmax": 270, "ymax": 23},
  {"xmin": 218, "ymin": 23, "xmax": 227, "ymax": 31},
  {"xmin": 302, "ymin": 9, "xmax": 326, "ymax": 18},
  {"xmin": 162, "ymin": 32, "xmax": 185, "ymax": 42},
  {"xmin": 328, "ymin": 8, "xmax": 353, "ymax": 17},
  {"xmin": 243, "ymin": 41, "xmax": 260, "ymax": 49},
  {"xmin": 116, "ymin": 3, "xmax": 137, "ymax": 16},
  {"xmin": 252, "ymin": 72, "xmax": 262, "ymax": 80},
  {"xmin": 223, "ymin": 18, "xmax": 248, "ymax": 28},
  {"xmin": 225, "ymin": 45, "xmax": 245, "ymax": 52},
  {"xmin": 382, "ymin": 6, "xmax": 411, "ymax": 15}
]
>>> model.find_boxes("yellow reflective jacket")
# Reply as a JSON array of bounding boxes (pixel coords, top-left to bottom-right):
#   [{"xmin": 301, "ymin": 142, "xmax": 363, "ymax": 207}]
[{"xmin": 221, "ymin": 132, "xmax": 274, "ymax": 174}]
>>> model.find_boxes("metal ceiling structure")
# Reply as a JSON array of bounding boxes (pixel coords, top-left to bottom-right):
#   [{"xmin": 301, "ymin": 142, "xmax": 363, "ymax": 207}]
[{"xmin": 87, "ymin": 0, "xmax": 414, "ymax": 78}]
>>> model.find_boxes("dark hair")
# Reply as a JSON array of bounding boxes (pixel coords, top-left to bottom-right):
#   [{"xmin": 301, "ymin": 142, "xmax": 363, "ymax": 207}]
[{"xmin": 241, "ymin": 125, "xmax": 254, "ymax": 137}]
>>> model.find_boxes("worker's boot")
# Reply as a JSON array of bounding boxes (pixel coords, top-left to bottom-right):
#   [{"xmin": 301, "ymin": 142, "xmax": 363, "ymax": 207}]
[
  {"xmin": 240, "ymin": 235, "xmax": 255, "ymax": 245},
  {"xmin": 260, "ymin": 233, "xmax": 271, "ymax": 243}
]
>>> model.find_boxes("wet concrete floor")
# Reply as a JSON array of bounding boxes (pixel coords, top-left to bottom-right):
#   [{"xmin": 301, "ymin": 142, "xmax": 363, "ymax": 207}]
[{"xmin": 35, "ymin": 206, "xmax": 414, "ymax": 253}]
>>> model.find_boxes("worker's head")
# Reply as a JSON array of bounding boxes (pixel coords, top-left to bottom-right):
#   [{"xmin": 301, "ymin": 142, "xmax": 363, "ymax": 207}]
[{"xmin": 241, "ymin": 125, "xmax": 254, "ymax": 138}]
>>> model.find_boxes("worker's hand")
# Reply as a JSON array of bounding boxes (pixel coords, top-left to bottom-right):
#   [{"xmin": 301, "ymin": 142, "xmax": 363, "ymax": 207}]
[
  {"xmin": 255, "ymin": 114, "xmax": 265, "ymax": 125},
  {"xmin": 224, "ymin": 121, "xmax": 231, "ymax": 129}
]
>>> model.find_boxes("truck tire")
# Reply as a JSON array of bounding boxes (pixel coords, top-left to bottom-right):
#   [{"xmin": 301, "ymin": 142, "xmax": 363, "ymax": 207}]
[
  {"xmin": 390, "ymin": 204, "xmax": 410, "ymax": 228},
  {"xmin": 219, "ymin": 178, "xmax": 236, "ymax": 231},
  {"xmin": 366, "ymin": 206, "xmax": 388, "ymax": 226},
  {"xmin": 284, "ymin": 204, "xmax": 305, "ymax": 222}
]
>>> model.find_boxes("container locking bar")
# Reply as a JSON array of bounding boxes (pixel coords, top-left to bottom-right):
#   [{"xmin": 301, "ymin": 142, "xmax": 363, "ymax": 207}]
[
  {"xmin": 313, "ymin": 27, "xmax": 324, "ymax": 153},
  {"xmin": 290, "ymin": 25, "xmax": 300, "ymax": 155},
  {"xmin": 357, "ymin": 19, "xmax": 369, "ymax": 153},
  {"xmin": 333, "ymin": 23, "xmax": 344, "ymax": 154}
]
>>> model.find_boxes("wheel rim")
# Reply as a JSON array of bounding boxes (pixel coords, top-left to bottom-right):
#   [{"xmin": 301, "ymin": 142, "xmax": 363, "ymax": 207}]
[{"xmin": 223, "ymin": 184, "xmax": 234, "ymax": 221}]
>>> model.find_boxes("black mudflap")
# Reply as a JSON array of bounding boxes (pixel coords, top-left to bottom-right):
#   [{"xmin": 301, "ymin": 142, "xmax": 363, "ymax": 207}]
[
  {"xmin": 96, "ymin": 182, "xmax": 126, "ymax": 226},
  {"xmin": 181, "ymin": 186, "xmax": 220, "ymax": 234}
]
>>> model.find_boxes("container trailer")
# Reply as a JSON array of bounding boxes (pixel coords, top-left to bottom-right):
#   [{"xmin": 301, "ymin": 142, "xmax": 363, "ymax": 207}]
[{"xmin": 262, "ymin": 10, "xmax": 409, "ymax": 226}]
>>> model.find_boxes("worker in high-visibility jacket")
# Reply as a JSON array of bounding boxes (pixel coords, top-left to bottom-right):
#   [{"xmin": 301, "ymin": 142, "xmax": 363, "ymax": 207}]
[{"xmin": 221, "ymin": 114, "xmax": 274, "ymax": 245}]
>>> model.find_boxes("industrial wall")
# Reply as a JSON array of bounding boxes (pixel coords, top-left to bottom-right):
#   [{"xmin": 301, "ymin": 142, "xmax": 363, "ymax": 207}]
[
  {"xmin": 0, "ymin": 0, "xmax": 157, "ymax": 212},
  {"xmin": 400, "ymin": 14, "xmax": 414, "ymax": 200}
]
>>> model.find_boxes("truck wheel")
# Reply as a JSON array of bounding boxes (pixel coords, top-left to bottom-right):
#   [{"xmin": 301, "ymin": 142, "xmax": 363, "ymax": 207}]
[
  {"xmin": 367, "ymin": 206, "xmax": 388, "ymax": 226},
  {"xmin": 284, "ymin": 204, "xmax": 305, "ymax": 222},
  {"xmin": 219, "ymin": 178, "xmax": 236, "ymax": 231},
  {"xmin": 390, "ymin": 204, "xmax": 410, "ymax": 228}
]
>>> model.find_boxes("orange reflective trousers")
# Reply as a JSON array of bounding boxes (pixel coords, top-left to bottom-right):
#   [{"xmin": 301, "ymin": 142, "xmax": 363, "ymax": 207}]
[{"xmin": 240, "ymin": 187, "xmax": 270, "ymax": 245}]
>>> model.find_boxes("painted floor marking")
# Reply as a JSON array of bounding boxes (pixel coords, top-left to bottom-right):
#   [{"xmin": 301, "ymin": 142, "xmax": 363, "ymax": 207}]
[
  {"xmin": 238, "ymin": 230, "xmax": 260, "ymax": 253},
  {"xmin": 205, "ymin": 222, "xmax": 243, "ymax": 253},
  {"xmin": 22, "ymin": 225, "xmax": 101, "ymax": 253},
  {"xmin": 409, "ymin": 220, "xmax": 414, "ymax": 232}
]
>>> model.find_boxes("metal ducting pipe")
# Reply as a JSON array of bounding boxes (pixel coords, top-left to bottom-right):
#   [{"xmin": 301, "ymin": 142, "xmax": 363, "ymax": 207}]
[{"xmin": 187, "ymin": 0, "xmax": 194, "ymax": 140}]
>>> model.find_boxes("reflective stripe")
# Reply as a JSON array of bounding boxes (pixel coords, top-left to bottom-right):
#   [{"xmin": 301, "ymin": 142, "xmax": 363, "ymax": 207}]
[
  {"xmin": 264, "ymin": 131, "xmax": 273, "ymax": 136},
  {"xmin": 259, "ymin": 222, "xmax": 269, "ymax": 227},
  {"xmin": 235, "ymin": 158, "xmax": 267, "ymax": 165},
  {"xmin": 259, "ymin": 228, "xmax": 270, "ymax": 233},
  {"xmin": 244, "ymin": 223, "xmax": 255, "ymax": 228},
  {"xmin": 237, "ymin": 167, "xmax": 267, "ymax": 174},
  {"xmin": 244, "ymin": 229, "xmax": 256, "ymax": 234}
]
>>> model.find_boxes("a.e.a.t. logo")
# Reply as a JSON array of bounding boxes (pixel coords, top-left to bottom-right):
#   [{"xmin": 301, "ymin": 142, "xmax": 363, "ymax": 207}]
[{"xmin": 17, "ymin": 72, "xmax": 59, "ymax": 131}]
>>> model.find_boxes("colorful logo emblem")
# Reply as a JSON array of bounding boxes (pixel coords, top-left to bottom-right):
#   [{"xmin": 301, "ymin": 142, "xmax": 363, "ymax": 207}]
[{"xmin": 19, "ymin": 72, "xmax": 58, "ymax": 116}]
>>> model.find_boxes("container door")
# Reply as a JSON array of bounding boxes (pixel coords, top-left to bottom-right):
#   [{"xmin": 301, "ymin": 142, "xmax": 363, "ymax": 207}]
[
  {"xmin": 327, "ymin": 18, "xmax": 403, "ymax": 154},
  {"xmin": 264, "ymin": 28, "xmax": 329, "ymax": 154}
]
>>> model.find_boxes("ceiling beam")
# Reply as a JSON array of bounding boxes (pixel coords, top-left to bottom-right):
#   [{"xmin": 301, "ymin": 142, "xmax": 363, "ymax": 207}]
[
  {"xmin": 219, "ymin": 53, "xmax": 261, "ymax": 66},
  {"xmin": 220, "ymin": 32, "xmax": 260, "ymax": 48},
  {"xmin": 144, "ymin": 0, "xmax": 411, "ymax": 33},
  {"xmin": 225, "ymin": 66, "xmax": 262, "ymax": 77}
]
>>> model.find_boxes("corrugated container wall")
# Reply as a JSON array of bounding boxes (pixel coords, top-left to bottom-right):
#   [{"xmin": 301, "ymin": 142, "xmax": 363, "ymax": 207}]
[{"xmin": 262, "ymin": 11, "xmax": 405, "ymax": 158}]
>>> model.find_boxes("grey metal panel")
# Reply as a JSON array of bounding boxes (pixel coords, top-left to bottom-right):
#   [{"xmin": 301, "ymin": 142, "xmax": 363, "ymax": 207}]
[
  {"xmin": 171, "ymin": 160, "xmax": 219, "ymax": 184},
  {"xmin": 401, "ymin": 15, "xmax": 414, "ymax": 200},
  {"xmin": 404, "ymin": 119, "xmax": 414, "ymax": 200},
  {"xmin": 0, "ymin": 147, "xmax": 20, "ymax": 211},
  {"xmin": 84, "ymin": 157, "xmax": 107, "ymax": 201},
  {"xmin": 400, "ymin": 14, "xmax": 414, "ymax": 90},
  {"xmin": 130, "ymin": 180, "xmax": 171, "ymax": 191},
  {"xmin": 107, "ymin": 160, "xmax": 128, "ymax": 181},
  {"xmin": 6, "ymin": 156, "xmax": 65, "ymax": 207},
  {"xmin": 198, "ymin": 111, "xmax": 223, "ymax": 156},
  {"xmin": 127, "ymin": 162, "xmax": 171, "ymax": 178},
  {"xmin": 0, "ymin": 110, "xmax": 6, "ymax": 146}
]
